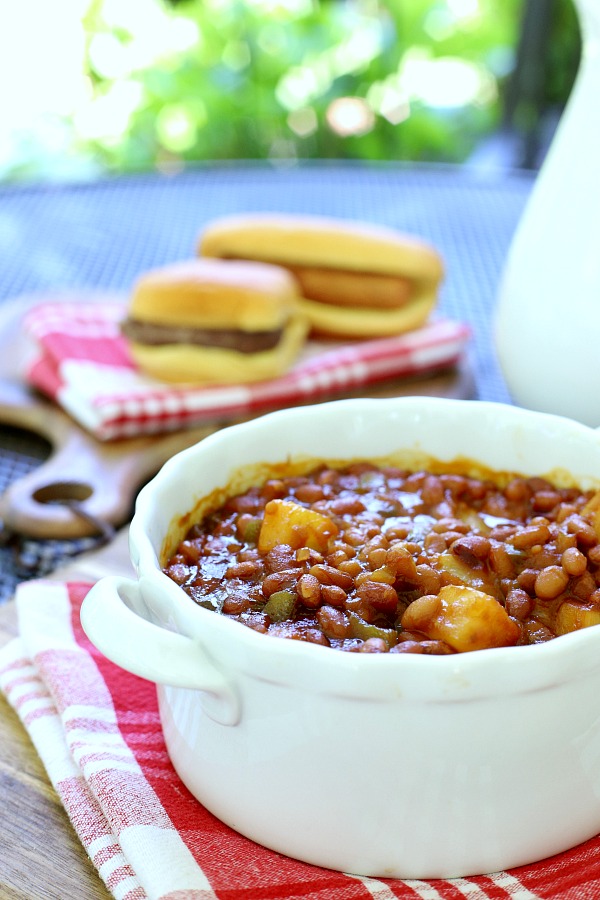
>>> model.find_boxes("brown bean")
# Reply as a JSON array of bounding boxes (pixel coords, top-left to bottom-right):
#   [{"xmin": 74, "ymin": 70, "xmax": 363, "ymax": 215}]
[
  {"xmin": 588, "ymin": 545, "xmax": 600, "ymax": 566},
  {"xmin": 356, "ymin": 581, "xmax": 398, "ymax": 614},
  {"xmin": 226, "ymin": 560, "xmax": 261, "ymax": 580},
  {"xmin": 529, "ymin": 546, "xmax": 561, "ymax": 569},
  {"xmin": 296, "ymin": 547, "xmax": 324, "ymax": 566},
  {"xmin": 562, "ymin": 546, "xmax": 587, "ymax": 577},
  {"xmin": 385, "ymin": 529, "xmax": 412, "ymax": 544},
  {"xmin": 222, "ymin": 595, "xmax": 252, "ymax": 615},
  {"xmin": 327, "ymin": 549, "xmax": 351, "ymax": 568},
  {"xmin": 401, "ymin": 594, "xmax": 442, "ymax": 632},
  {"xmin": 434, "ymin": 517, "xmax": 470, "ymax": 534},
  {"xmin": 505, "ymin": 588, "xmax": 534, "ymax": 620},
  {"xmin": 344, "ymin": 596, "xmax": 377, "ymax": 622},
  {"xmin": 423, "ymin": 532, "xmax": 447, "ymax": 553},
  {"xmin": 488, "ymin": 524, "xmax": 518, "ymax": 541},
  {"xmin": 321, "ymin": 584, "xmax": 348, "ymax": 607},
  {"xmin": 451, "ymin": 535, "xmax": 491, "ymax": 565},
  {"xmin": 524, "ymin": 620, "xmax": 555, "ymax": 643},
  {"xmin": 309, "ymin": 564, "xmax": 354, "ymax": 591},
  {"xmin": 262, "ymin": 479, "xmax": 286, "ymax": 501},
  {"xmin": 287, "ymin": 628, "xmax": 330, "ymax": 646},
  {"xmin": 227, "ymin": 494, "xmax": 262, "ymax": 514},
  {"xmin": 179, "ymin": 540, "xmax": 202, "ymax": 565},
  {"xmin": 528, "ymin": 478, "xmax": 554, "ymax": 493},
  {"xmin": 517, "ymin": 568, "xmax": 538, "ymax": 593},
  {"xmin": 415, "ymin": 564, "xmax": 442, "ymax": 595},
  {"xmin": 439, "ymin": 474, "xmax": 469, "ymax": 497},
  {"xmin": 386, "ymin": 544, "xmax": 419, "ymax": 580},
  {"xmin": 293, "ymin": 483, "xmax": 326, "ymax": 503},
  {"xmin": 265, "ymin": 544, "xmax": 298, "ymax": 572},
  {"xmin": 421, "ymin": 476, "xmax": 444, "ymax": 505},
  {"xmin": 342, "ymin": 528, "xmax": 366, "ymax": 548},
  {"xmin": 391, "ymin": 640, "xmax": 426, "ymax": 654},
  {"xmin": 239, "ymin": 611, "xmax": 269, "ymax": 633},
  {"xmin": 329, "ymin": 497, "xmax": 367, "ymax": 516},
  {"xmin": 367, "ymin": 546, "xmax": 388, "ymax": 569},
  {"xmin": 571, "ymin": 571, "xmax": 597, "ymax": 601},
  {"xmin": 421, "ymin": 640, "xmax": 456, "ymax": 655},
  {"xmin": 358, "ymin": 637, "xmax": 390, "ymax": 653},
  {"xmin": 489, "ymin": 543, "xmax": 516, "ymax": 578},
  {"xmin": 441, "ymin": 531, "xmax": 466, "ymax": 547},
  {"xmin": 534, "ymin": 565, "xmax": 569, "ymax": 600},
  {"xmin": 338, "ymin": 559, "xmax": 363, "ymax": 578},
  {"xmin": 262, "ymin": 569, "xmax": 299, "ymax": 597},
  {"xmin": 512, "ymin": 523, "xmax": 551, "ymax": 549},
  {"xmin": 296, "ymin": 573, "xmax": 322, "ymax": 608},
  {"xmin": 505, "ymin": 478, "xmax": 531, "ymax": 502},
  {"xmin": 532, "ymin": 491, "xmax": 562, "ymax": 512},
  {"xmin": 566, "ymin": 514, "xmax": 598, "ymax": 547},
  {"xmin": 164, "ymin": 563, "xmax": 192, "ymax": 585},
  {"xmin": 316, "ymin": 605, "xmax": 350, "ymax": 638}
]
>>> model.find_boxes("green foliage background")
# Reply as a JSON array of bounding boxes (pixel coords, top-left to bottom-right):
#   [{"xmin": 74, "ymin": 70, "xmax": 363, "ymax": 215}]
[{"xmin": 5, "ymin": 0, "xmax": 582, "ymax": 180}]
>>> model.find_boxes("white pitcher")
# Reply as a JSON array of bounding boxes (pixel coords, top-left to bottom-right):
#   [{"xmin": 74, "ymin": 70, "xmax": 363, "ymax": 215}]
[{"xmin": 495, "ymin": 0, "xmax": 600, "ymax": 426}]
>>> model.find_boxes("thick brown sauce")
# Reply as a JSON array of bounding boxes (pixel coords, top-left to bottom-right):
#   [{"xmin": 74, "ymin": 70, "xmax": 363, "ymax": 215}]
[{"xmin": 163, "ymin": 460, "xmax": 600, "ymax": 654}]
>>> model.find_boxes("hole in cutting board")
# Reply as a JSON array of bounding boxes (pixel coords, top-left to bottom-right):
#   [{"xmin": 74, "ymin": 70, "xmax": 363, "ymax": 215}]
[{"xmin": 33, "ymin": 482, "xmax": 93, "ymax": 505}]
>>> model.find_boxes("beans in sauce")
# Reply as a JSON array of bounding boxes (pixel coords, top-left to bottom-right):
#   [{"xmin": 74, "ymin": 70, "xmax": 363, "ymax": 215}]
[{"xmin": 163, "ymin": 463, "xmax": 600, "ymax": 654}]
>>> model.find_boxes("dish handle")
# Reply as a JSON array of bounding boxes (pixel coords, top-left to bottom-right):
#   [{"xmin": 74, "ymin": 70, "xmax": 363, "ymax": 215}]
[{"xmin": 80, "ymin": 575, "xmax": 241, "ymax": 726}]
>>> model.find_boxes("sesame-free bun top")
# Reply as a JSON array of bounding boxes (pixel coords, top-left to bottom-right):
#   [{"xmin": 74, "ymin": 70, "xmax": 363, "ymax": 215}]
[
  {"xmin": 199, "ymin": 212, "xmax": 444, "ymax": 284},
  {"xmin": 129, "ymin": 257, "xmax": 301, "ymax": 332}
]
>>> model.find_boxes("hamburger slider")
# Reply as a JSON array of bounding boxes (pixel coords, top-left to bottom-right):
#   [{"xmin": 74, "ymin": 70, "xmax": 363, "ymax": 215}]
[
  {"xmin": 198, "ymin": 212, "xmax": 444, "ymax": 339},
  {"xmin": 121, "ymin": 257, "xmax": 308, "ymax": 384}
]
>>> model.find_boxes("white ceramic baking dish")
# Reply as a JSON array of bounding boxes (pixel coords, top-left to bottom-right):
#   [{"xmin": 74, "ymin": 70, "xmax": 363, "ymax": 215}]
[{"xmin": 80, "ymin": 397, "xmax": 600, "ymax": 879}]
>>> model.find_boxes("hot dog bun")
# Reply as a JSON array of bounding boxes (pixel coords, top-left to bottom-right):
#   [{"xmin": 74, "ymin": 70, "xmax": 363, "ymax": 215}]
[
  {"xmin": 121, "ymin": 258, "xmax": 308, "ymax": 384},
  {"xmin": 198, "ymin": 213, "xmax": 444, "ymax": 338}
]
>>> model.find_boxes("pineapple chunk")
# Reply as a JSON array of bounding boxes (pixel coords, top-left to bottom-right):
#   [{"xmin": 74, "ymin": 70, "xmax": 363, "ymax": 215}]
[
  {"xmin": 582, "ymin": 491, "xmax": 600, "ymax": 541},
  {"xmin": 401, "ymin": 584, "xmax": 520, "ymax": 653},
  {"xmin": 258, "ymin": 499, "xmax": 338, "ymax": 554},
  {"xmin": 555, "ymin": 599, "xmax": 600, "ymax": 635},
  {"xmin": 436, "ymin": 551, "xmax": 500, "ymax": 597}
]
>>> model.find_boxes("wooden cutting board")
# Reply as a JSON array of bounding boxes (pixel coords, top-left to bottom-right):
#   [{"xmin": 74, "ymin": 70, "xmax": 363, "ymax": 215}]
[
  {"xmin": 0, "ymin": 292, "xmax": 475, "ymax": 541},
  {"xmin": 0, "ymin": 292, "xmax": 234, "ymax": 540}
]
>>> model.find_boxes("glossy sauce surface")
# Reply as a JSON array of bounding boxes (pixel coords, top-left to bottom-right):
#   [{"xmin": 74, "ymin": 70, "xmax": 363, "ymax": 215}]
[{"xmin": 163, "ymin": 463, "xmax": 600, "ymax": 653}]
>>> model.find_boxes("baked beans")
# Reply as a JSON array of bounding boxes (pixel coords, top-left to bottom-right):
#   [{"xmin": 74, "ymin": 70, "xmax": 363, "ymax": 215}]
[{"xmin": 163, "ymin": 463, "xmax": 600, "ymax": 654}]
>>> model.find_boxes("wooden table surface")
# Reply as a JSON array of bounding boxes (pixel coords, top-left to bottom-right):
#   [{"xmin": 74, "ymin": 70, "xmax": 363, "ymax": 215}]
[{"xmin": 0, "ymin": 601, "xmax": 111, "ymax": 900}]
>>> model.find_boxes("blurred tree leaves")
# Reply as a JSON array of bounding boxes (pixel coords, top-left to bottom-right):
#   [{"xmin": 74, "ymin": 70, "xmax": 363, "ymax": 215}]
[
  {"xmin": 77, "ymin": 0, "xmax": 526, "ymax": 173},
  {"xmin": 2, "ymin": 0, "xmax": 582, "ymax": 180}
]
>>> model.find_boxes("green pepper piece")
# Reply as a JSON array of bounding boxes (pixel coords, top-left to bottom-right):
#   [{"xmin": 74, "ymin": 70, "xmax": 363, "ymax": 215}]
[
  {"xmin": 348, "ymin": 612, "xmax": 398, "ymax": 647},
  {"xmin": 263, "ymin": 590, "xmax": 296, "ymax": 622},
  {"xmin": 241, "ymin": 517, "xmax": 262, "ymax": 544}
]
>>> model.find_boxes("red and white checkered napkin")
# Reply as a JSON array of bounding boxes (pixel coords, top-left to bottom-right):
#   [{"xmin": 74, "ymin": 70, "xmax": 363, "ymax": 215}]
[
  {"xmin": 2, "ymin": 578, "xmax": 600, "ymax": 900},
  {"xmin": 23, "ymin": 300, "xmax": 471, "ymax": 441}
]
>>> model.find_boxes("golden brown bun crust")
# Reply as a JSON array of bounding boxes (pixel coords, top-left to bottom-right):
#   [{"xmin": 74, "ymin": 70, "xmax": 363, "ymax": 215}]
[
  {"xmin": 128, "ymin": 315, "xmax": 308, "ymax": 384},
  {"xmin": 301, "ymin": 291, "xmax": 437, "ymax": 339},
  {"xmin": 199, "ymin": 213, "xmax": 444, "ymax": 284},
  {"xmin": 130, "ymin": 258, "xmax": 301, "ymax": 331}
]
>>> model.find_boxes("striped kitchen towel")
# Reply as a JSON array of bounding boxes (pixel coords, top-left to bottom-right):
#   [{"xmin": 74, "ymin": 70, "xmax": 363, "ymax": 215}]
[
  {"xmin": 1, "ymin": 578, "xmax": 600, "ymax": 900},
  {"xmin": 23, "ymin": 300, "xmax": 471, "ymax": 441}
]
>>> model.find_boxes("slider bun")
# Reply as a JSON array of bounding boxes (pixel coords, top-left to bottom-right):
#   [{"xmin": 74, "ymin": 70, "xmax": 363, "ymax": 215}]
[
  {"xmin": 130, "ymin": 257, "xmax": 300, "ymax": 331},
  {"xmin": 199, "ymin": 213, "xmax": 443, "ymax": 284},
  {"xmin": 124, "ymin": 257, "xmax": 308, "ymax": 384},
  {"xmin": 302, "ymin": 292, "xmax": 438, "ymax": 340}
]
